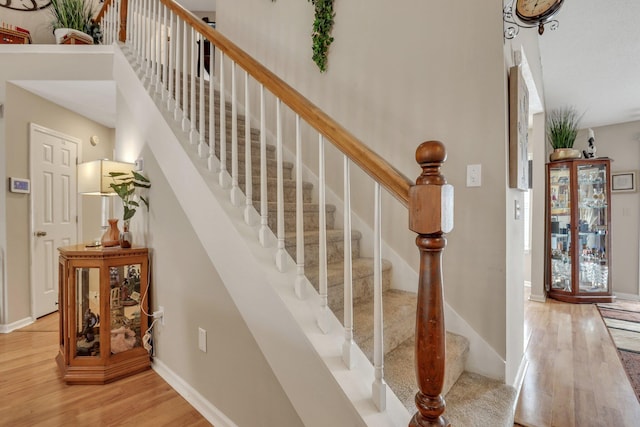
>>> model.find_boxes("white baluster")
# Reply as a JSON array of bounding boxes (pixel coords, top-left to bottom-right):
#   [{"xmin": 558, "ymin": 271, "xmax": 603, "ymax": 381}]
[
  {"xmin": 181, "ymin": 20, "xmax": 189, "ymax": 131},
  {"xmin": 105, "ymin": 6, "xmax": 111, "ymax": 43},
  {"xmin": 372, "ymin": 182, "xmax": 386, "ymax": 411},
  {"xmin": 218, "ymin": 53, "xmax": 229, "ymax": 187},
  {"xmin": 275, "ymin": 100, "xmax": 287, "ymax": 271},
  {"xmin": 244, "ymin": 71, "xmax": 256, "ymax": 224},
  {"xmin": 160, "ymin": 4, "xmax": 168, "ymax": 99},
  {"xmin": 198, "ymin": 33, "xmax": 206, "ymax": 158},
  {"xmin": 166, "ymin": 10, "xmax": 174, "ymax": 110},
  {"xmin": 342, "ymin": 157, "xmax": 355, "ymax": 369},
  {"xmin": 317, "ymin": 134, "xmax": 330, "ymax": 334},
  {"xmin": 207, "ymin": 48, "xmax": 218, "ymax": 172},
  {"xmin": 258, "ymin": 84, "xmax": 270, "ymax": 247},
  {"xmin": 189, "ymin": 28, "xmax": 198, "ymax": 145},
  {"xmin": 115, "ymin": 0, "xmax": 120, "ymax": 43},
  {"xmin": 149, "ymin": 0, "xmax": 156, "ymax": 82},
  {"xmin": 230, "ymin": 62, "xmax": 242, "ymax": 205},
  {"xmin": 126, "ymin": 0, "xmax": 132, "ymax": 45},
  {"xmin": 294, "ymin": 114, "xmax": 306, "ymax": 299},
  {"xmin": 143, "ymin": 0, "xmax": 150, "ymax": 74},
  {"xmin": 132, "ymin": 0, "xmax": 144, "ymax": 63},
  {"xmin": 153, "ymin": 0, "xmax": 161, "ymax": 90},
  {"xmin": 173, "ymin": 17, "xmax": 182, "ymax": 121}
]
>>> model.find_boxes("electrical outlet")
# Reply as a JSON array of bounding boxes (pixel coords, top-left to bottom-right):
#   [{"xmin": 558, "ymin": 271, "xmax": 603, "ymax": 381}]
[{"xmin": 198, "ymin": 327, "xmax": 207, "ymax": 352}]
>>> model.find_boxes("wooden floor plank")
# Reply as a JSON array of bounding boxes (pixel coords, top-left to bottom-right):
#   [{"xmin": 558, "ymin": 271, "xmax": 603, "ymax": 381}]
[
  {"xmin": 516, "ymin": 293, "xmax": 640, "ymax": 426},
  {"xmin": 0, "ymin": 313, "xmax": 211, "ymax": 427}
]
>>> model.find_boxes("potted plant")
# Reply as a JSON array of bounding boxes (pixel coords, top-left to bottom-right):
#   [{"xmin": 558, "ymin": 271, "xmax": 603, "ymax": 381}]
[
  {"xmin": 109, "ymin": 170, "xmax": 151, "ymax": 248},
  {"xmin": 547, "ymin": 106, "xmax": 583, "ymax": 161},
  {"xmin": 49, "ymin": 0, "xmax": 100, "ymax": 44}
]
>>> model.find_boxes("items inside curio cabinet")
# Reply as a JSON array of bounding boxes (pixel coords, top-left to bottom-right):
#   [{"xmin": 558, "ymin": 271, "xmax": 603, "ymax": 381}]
[
  {"xmin": 546, "ymin": 159, "xmax": 614, "ymax": 303},
  {"xmin": 75, "ymin": 263, "xmax": 144, "ymax": 357}
]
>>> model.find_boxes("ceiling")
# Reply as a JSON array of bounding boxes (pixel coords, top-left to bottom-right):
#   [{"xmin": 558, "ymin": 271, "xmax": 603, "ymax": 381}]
[
  {"xmin": 14, "ymin": 1, "xmax": 640, "ymax": 131},
  {"xmin": 537, "ymin": 0, "xmax": 640, "ymax": 129}
]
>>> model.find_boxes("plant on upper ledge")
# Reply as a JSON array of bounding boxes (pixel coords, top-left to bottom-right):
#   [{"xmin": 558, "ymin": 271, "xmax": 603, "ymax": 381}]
[
  {"xmin": 546, "ymin": 106, "xmax": 584, "ymax": 161},
  {"xmin": 49, "ymin": 0, "xmax": 102, "ymax": 44},
  {"xmin": 308, "ymin": 0, "xmax": 335, "ymax": 72}
]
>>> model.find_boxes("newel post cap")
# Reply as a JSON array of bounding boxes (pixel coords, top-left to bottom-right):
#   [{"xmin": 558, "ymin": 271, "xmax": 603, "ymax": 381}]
[{"xmin": 409, "ymin": 141, "xmax": 454, "ymax": 234}]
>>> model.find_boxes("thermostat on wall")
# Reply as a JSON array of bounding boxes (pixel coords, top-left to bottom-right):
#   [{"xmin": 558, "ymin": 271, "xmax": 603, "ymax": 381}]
[{"xmin": 9, "ymin": 177, "xmax": 30, "ymax": 194}]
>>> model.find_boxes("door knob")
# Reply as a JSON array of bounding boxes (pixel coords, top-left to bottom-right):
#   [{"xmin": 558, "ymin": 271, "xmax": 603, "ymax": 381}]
[{"xmin": 34, "ymin": 231, "xmax": 47, "ymax": 237}]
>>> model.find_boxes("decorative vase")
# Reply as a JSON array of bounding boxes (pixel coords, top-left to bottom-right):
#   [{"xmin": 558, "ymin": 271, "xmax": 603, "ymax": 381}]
[
  {"xmin": 101, "ymin": 219, "xmax": 120, "ymax": 247},
  {"xmin": 119, "ymin": 221, "xmax": 132, "ymax": 249},
  {"xmin": 550, "ymin": 148, "xmax": 582, "ymax": 162}
]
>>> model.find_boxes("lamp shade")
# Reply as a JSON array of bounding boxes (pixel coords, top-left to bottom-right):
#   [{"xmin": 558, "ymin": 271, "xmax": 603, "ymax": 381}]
[{"xmin": 77, "ymin": 160, "xmax": 135, "ymax": 195}]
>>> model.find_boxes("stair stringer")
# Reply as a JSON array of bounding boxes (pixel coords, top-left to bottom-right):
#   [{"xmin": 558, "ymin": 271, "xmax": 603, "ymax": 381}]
[{"xmin": 114, "ymin": 46, "xmax": 411, "ymax": 427}]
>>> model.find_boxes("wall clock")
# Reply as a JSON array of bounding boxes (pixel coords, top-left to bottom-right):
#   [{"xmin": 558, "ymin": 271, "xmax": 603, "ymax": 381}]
[
  {"xmin": 0, "ymin": 0, "xmax": 52, "ymax": 11},
  {"xmin": 504, "ymin": 0, "xmax": 565, "ymax": 39}
]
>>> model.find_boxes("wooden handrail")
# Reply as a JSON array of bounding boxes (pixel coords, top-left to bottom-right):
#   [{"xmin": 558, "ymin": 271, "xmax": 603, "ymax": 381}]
[
  {"xmin": 159, "ymin": 0, "xmax": 413, "ymax": 207},
  {"xmin": 95, "ymin": 0, "xmax": 112, "ymax": 25}
]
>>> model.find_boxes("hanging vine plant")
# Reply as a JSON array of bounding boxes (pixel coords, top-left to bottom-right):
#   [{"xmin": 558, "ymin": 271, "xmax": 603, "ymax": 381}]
[{"xmin": 308, "ymin": 0, "xmax": 335, "ymax": 72}]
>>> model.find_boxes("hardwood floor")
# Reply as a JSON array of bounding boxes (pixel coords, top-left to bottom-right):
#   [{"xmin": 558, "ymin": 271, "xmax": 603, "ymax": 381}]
[
  {"xmin": 515, "ymin": 293, "xmax": 640, "ymax": 426},
  {"xmin": 3, "ymin": 298, "xmax": 639, "ymax": 426},
  {"xmin": 0, "ymin": 313, "xmax": 210, "ymax": 426}
]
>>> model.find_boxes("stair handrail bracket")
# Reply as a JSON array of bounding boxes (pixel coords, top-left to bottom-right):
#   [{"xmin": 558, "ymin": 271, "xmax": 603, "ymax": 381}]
[{"xmin": 408, "ymin": 140, "xmax": 454, "ymax": 427}]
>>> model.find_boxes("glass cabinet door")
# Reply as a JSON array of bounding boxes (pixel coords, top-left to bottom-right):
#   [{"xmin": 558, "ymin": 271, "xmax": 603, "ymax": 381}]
[
  {"xmin": 109, "ymin": 264, "xmax": 143, "ymax": 354},
  {"xmin": 75, "ymin": 267, "xmax": 101, "ymax": 357},
  {"xmin": 577, "ymin": 163, "xmax": 609, "ymax": 293},
  {"xmin": 549, "ymin": 165, "xmax": 572, "ymax": 292}
]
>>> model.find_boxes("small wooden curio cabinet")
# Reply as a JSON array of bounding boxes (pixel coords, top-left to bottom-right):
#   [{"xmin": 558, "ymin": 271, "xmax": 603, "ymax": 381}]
[
  {"xmin": 57, "ymin": 244, "xmax": 151, "ymax": 384},
  {"xmin": 545, "ymin": 158, "xmax": 614, "ymax": 303}
]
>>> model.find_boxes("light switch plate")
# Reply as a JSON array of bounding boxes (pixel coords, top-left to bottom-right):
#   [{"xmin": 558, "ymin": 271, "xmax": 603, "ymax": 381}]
[{"xmin": 466, "ymin": 164, "xmax": 481, "ymax": 187}]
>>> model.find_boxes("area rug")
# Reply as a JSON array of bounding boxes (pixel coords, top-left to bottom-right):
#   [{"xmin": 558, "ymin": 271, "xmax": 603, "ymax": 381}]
[{"xmin": 597, "ymin": 300, "xmax": 640, "ymax": 402}]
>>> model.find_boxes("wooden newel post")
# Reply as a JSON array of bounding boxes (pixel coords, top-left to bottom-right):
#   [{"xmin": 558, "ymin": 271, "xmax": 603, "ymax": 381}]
[
  {"xmin": 119, "ymin": 0, "xmax": 128, "ymax": 42},
  {"xmin": 408, "ymin": 141, "xmax": 454, "ymax": 427}
]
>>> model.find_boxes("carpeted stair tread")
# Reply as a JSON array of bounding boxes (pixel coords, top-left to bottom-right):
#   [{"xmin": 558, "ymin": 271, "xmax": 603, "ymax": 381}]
[
  {"xmin": 384, "ymin": 332, "xmax": 469, "ymax": 409},
  {"xmin": 442, "ymin": 372, "xmax": 516, "ymax": 427},
  {"xmin": 334, "ymin": 289, "xmax": 416, "ymax": 360},
  {"xmin": 305, "ymin": 258, "xmax": 392, "ymax": 313}
]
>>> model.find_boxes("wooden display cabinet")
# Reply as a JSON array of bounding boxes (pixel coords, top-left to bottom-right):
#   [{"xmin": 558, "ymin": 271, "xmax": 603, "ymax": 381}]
[
  {"xmin": 56, "ymin": 244, "xmax": 151, "ymax": 384},
  {"xmin": 545, "ymin": 158, "xmax": 614, "ymax": 303}
]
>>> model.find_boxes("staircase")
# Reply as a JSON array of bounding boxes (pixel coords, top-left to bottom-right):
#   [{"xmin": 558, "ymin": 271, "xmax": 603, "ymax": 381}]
[
  {"xmin": 102, "ymin": 0, "xmax": 517, "ymax": 421},
  {"xmin": 170, "ymin": 74, "xmax": 517, "ymax": 426}
]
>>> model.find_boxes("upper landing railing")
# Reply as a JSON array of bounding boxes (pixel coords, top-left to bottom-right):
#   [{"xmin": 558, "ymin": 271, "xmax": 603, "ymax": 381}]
[{"xmin": 97, "ymin": 1, "xmax": 454, "ymax": 425}]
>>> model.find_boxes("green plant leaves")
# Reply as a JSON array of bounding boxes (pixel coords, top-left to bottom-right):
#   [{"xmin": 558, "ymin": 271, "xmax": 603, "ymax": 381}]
[
  {"xmin": 546, "ymin": 107, "xmax": 583, "ymax": 149},
  {"xmin": 49, "ymin": 0, "xmax": 95, "ymax": 34},
  {"xmin": 108, "ymin": 170, "xmax": 151, "ymax": 222},
  {"xmin": 308, "ymin": 0, "xmax": 335, "ymax": 73}
]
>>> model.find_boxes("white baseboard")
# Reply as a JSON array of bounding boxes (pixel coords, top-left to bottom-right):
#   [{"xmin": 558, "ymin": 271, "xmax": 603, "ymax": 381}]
[
  {"xmin": 614, "ymin": 292, "xmax": 640, "ymax": 301},
  {"xmin": 511, "ymin": 357, "xmax": 529, "ymax": 414},
  {"xmin": 152, "ymin": 358, "xmax": 238, "ymax": 427},
  {"xmin": 0, "ymin": 316, "xmax": 34, "ymax": 334},
  {"xmin": 528, "ymin": 293, "xmax": 546, "ymax": 303}
]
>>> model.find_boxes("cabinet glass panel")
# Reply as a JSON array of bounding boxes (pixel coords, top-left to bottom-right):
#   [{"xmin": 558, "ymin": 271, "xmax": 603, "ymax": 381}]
[
  {"xmin": 549, "ymin": 165, "xmax": 571, "ymax": 292},
  {"xmin": 577, "ymin": 164, "xmax": 608, "ymax": 293},
  {"xmin": 76, "ymin": 267, "xmax": 101, "ymax": 357},
  {"xmin": 109, "ymin": 264, "xmax": 143, "ymax": 354}
]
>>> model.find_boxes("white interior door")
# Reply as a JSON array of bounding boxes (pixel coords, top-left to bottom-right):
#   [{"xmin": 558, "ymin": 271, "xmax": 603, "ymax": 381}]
[{"xmin": 30, "ymin": 124, "xmax": 79, "ymax": 318}]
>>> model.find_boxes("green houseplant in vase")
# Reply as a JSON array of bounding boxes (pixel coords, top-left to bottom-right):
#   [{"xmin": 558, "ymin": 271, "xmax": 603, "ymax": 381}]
[
  {"xmin": 547, "ymin": 106, "xmax": 583, "ymax": 161},
  {"xmin": 49, "ymin": 0, "xmax": 101, "ymax": 44},
  {"xmin": 109, "ymin": 170, "xmax": 151, "ymax": 248}
]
